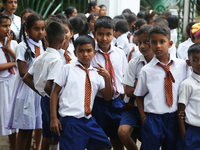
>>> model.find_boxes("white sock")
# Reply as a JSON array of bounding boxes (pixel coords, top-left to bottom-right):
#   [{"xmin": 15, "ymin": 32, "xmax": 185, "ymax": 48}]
[{"xmin": 50, "ymin": 144, "xmax": 59, "ymax": 150}]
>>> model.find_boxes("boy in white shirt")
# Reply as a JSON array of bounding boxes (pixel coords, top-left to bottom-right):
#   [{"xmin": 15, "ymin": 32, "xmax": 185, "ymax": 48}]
[
  {"xmin": 50, "ymin": 35, "xmax": 112, "ymax": 150},
  {"xmin": 23, "ymin": 21, "xmax": 65, "ymax": 150},
  {"xmin": 134, "ymin": 24, "xmax": 191, "ymax": 150},
  {"xmin": 177, "ymin": 43, "xmax": 200, "ymax": 150}
]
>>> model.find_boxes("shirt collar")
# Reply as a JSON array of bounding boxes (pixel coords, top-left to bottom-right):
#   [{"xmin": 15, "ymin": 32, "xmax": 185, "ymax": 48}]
[
  {"xmin": 75, "ymin": 60, "xmax": 94, "ymax": 70},
  {"xmin": 151, "ymin": 54, "xmax": 175, "ymax": 66},
  {"xmin": 0, "ymin": 38, "xmax": 7, "ymax": 47},
  {"xmin": 139, "ymin": 55, "xmax": 148, "ymax": 65},
  {"xmin": 117, "ymin": 33, "xmax": 128, "ymax": 40},
  {"xmin": 95, "ymin": 44, "xmax": 114, "ymax": 53},
  {"xmin": 27, "ymin": 38, "xmax": 42, "ymax": 47},
  {"xmin": 46, "ymin": 47, "xmax": 62, "ymax": 58},
  {"xmin": 192, "ymin": 72, "xmax": 200, "ymax": 82}
]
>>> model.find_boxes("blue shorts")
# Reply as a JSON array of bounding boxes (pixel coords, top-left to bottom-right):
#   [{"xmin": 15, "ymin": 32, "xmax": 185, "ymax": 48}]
[
  {"xmin": 41, "ymin": 96, "xmax": 59, "ymax": 142},
  {"xmin": 59, "ymin": 116, "xmax": 112, "ymax": 150},
  {"xmin": 92, "ymin": 96, "xmax": 124, "ymax": 139},
  {"xmin": 176, "ymin": 124, "xmax": 200, "ymax": 150},
  {"xmin": 140, "ymin": 112, "xmax": 179, "ymax": 150}
]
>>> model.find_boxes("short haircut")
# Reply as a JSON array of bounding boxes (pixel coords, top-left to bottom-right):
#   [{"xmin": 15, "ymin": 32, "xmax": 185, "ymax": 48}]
[
  {"xmin": 137, "ymin": 11, "xmax": 145, "ymax": 19},
  {"xmin": 46, "ymin": 21, "xmax": 65, "ymax": 44},
  {"xmin": 94, "ymin": 16, "xmax": 115, "ymax": 32},
  {"xmin": 127, "ymin": 14, "xmax": 137, "ymax": 24},
  {"xmin": 166, "ymin": 15, "xmax": 178, "ymax": 29},
  {"xmin": 186, "ymin": 21, "xmax": 198, "ymax": 37},
  {"xmin": 115, "ymin": 19, "xmax": 129, "ymax": 33},
  {"xmin": 135, "ymin": 25, "xmax": 153, "ymax": 36},
  {"xmin": 0, "ymin": 12, "xmax": 11, "ymax": 24},
  {"xmin": 148, "ymin": 24, "xmax": 171, "ymax": 40},
  {"xmin": 87, "ymin": 13, "xmax": 100, "ymax": 23},
  {"xmin": 74, "ymin": 35, "xmax": 95, "ymax": 50},
  {"xmin": 144, "ymin": 10, "xmax": 157, "ymax": 24},
  {"xmin": 153, "ymin": 17, "xmax": 168, "ymax": 27},
  {"xmin": 188, "ymin": 43, "xmax": 200, "ymax": 57}
]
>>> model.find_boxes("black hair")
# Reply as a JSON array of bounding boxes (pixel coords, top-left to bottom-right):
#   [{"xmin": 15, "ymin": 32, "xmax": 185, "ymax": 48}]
[
  {"xmin": 55, "ymin": 13, "xmax": 67, "ymax": 19},
  {"xmin": 0, "ymin": 12, "xmax": 11, "ymax": 24},
  {"xmin": 137, "ymin": 11, "xmax": 145, "ymax": 19},
  {"xmin": 135, "ymin": 25, "xmax": 153, "ymax": 36},
  {"xmin": 188, "ymin": 43, "xmax": 200, "ymax": 57},
  {"xmin": 74, "ymin": 35, "xmax": 95, "ymax": 50},
  {"xmin": 127, "ymin": 14, "xmax": 137, "ymax": 24},
  {"xmin": 76, "ymin": 13, "xmax": 87, "ymax": 22},
  {"xmin": 87, "ymin": 13, "xmax": 100, "ymax": 23},
  {"xmin": 161, "ymin": 11, "xmax": 172, "ymax": 18},
  {"xmin": 166, "ymin": 15, "xmax": 178, "ymax": 29},
  {"xmin": 79, "ymin": 21, "xmax": 89, "ymax": 35},
  {"xmin": 64, "ymin": 6, "xmax": 76, "ymax": 18},
  {"xmin": 122, "ymin": 8, "xmax": 133, "ymax": 14},
  {"xmin": 61, "ymin": 19, "xmax": 72, "ymax": 32},
  {"xmin": 144, "ymin": 10, "xmax": 157, "ymax": 24},
  {"xmin": 186, "ymin": 21, "xmax": 197, "ymax": 37},
  {"xmin": 122, "ymin": 13, "xmax": 130, "ymax": 20},
  {"xmin": 99, "ymin": 4, "xmax": 106, "ymax": 9},
  {"xmin": 148, "ymin": 24, "xmax": 171, "ymax": 40},
  {"xmin": 68, "ymin": 16, "xmax": 84, "ymax": 34},
  {"xmin": 23, "ymin": 13, "xmax": 45, "ymax": 61},
  {"xmin": 10, "ymin": 30, "xmax": 17, "ymax": 40},
  {"xmin": 153, "ymin": 17, "xmax": 168, "ymax": 27},
  {"xmin": 94, "ymin": 16, "xmax": 115, "ymax": 32},
  {"xmin": 18, "ymin": 9, "xmax": 35, "ymax": 43},
  {"xmin": 46, "ymin": 21, "xmax": 65, "ymax": 44},
  {"xmin": 132, "ymin": 19, "xmax": 147, "ymax": 33},
  {"xmin": 115, "ymin": 19, "xmax": 129, "ymax": 33},
  {"xmin": 113, "ymin": 15, "xmax": 126, "ymax": 20},
  {"xmin": 85, "ymin": 1, "xmax": 98, "ymax": 14}
]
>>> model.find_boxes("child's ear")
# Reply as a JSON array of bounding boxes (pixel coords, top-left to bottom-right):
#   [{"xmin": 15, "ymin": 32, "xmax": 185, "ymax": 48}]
[
  {"xmin": 191, "ymin": 38, "xmax": 195, "ymax": 43},
  {"xmin": 186, "ymin": 59, "xmax": 191, "ymax": 66},
  {"xmin": 168, "ymin": 40, "xmax": 173, "ymax": 48}
]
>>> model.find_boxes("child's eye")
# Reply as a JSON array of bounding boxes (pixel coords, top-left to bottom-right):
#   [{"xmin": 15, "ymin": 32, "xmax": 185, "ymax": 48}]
[
  {"xmin": 160, "ymin": 40, "xmax": 164, "ymax": 44},
  {"xmin": 193, "ymin": 59, "xmax": 198, "ymax": 62},
  {"xmin": 106, "ymin": 33, "xmax": 111, "ymax": 36}
]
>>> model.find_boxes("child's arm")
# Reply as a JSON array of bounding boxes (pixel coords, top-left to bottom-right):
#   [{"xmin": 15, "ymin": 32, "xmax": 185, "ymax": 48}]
[
  {"xmin": 50, "ymin": 83, "xmax": 62, "ymax": 136},
  {"xmin": 5, "ymin": 33, "xmax": 16, "ymax": 60},
  {"xmin": 0, "ymin": 62, "xmax": 16, "ymax": 71},
  {"xmin": 178, "ymin": 103, "xmax": 186, "ymax": 140},
  {"xmin": 126, "ymin": 79, "xmax": 138, "ymax": 97},
  {"xmin": 44, "ymin": 80, "xmax": 53, "ymax": 96},
  {"xmin": 23, "ymin": 72, "xmax": 41, "ymax": 96},
  {"xmin": 94, "ymin": 63, "xmax": 112, "ymax": 101},
  {"xmin": 136, "ymin": 96, "xmax": 146, "ymax": 125},
  {"xmin": 18, "ymin": 60, "xmax": 28, "ymax": 77}
]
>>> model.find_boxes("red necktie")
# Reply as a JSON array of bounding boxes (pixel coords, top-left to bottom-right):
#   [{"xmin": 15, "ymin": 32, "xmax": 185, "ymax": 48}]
[
  {"xmin": 157, "ymin": 61, "xmax": 175, "ymax": 107},
  {"xmin": 78, "ymin": 65, "xmax": 91, "ymax": 116},
  {"xmin": 92, "ymin": 31, "xmax": 96, "ymax": 42},
  {"xmin": 2, "ymin": 47, "xmax": 15, "ymax": 75},
  {"xmin": 64, "ymin": 51, "xmax": 71, "ymax": 64},
  {"xmin": 128, "ymin": 47, "xmax": 135, "ymax": 62},
  {"xmin": 34, "ymin": 45, "xmax": 40, "ymax": 58},
  {"xmin": 128, "ymin": 33, "xmax": 132, "ymax": 42},
  {"xmin": 99, "ymin": 51, "xmax": 118, "ymax": 95}
]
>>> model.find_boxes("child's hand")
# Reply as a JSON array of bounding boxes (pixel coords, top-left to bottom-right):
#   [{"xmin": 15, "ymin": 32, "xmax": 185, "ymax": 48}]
[
  {"xmin": 141, "ymin": 115, "xmax": 146, "ymax": 126},
  {"xmin": 50, "ymin": 118, "xmax": 62, "ymax": 136},
  {"xmin": 178, "ymin": 111, "xmax": 185, "ymax": 120},
  {"xmin": 5, "ymin": 32, "xmax": 13, "ymax": 52},
  {"xmin": 94, "ymin": 63, "xmax": 110, "ymax": 79}
]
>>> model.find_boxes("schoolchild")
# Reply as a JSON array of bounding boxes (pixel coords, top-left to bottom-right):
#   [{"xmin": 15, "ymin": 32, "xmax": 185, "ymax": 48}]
[
  {"xmin": 118, "ymin": 25, "xmax": 154, "ymax": 150},
  {"xmin": 144, "ymin": 10, "xmax": 157, "ymax": 25},
  {"xmin": 58, "ymin": 19, "xmax": 77, "ymax": 65},
  {"xmin": 177, "ymin": 22, "xmax": 196, "ymax": 60},
  {"xmin": 134, "ymin": 24, "xmax": 191, "ymax": 150},
  {"xmin": 87, "ymin": 13, "xmax": 100, "ymax": 42},
  {"xmin": 177, "ymin": 43, "xmax": 200, "ymax": 150},
  {"xmin": 91, "ymin": 16, "xmax": 128, "ymax": 150},
  {"xmin": 127, "ymin": 14, "xmax": 137, "ymax": 43},
  {"xmin": 50, "ymin": 35, "xmax": 112, "ymax": 150},
  {"xmin": 114, "ymin": 19, "xmax": 130, "ymax": 56},
  {"xmin": 6, "ymin": 13, "xmax": 45, "ymax": 150},
  {"xmin": 0, "ymin": 12, "xmax": 18, "ymax": 150},
  {"xmin": 23, "ymin": 21, "xmax": 65, "ymax": 150},
  {"xmin": 190, "ymin": 23, "xmax": 200, "ymax": 44},
  {"xmin": 84, "ymin": 1, "xmax": 100, "ymax": 18}
]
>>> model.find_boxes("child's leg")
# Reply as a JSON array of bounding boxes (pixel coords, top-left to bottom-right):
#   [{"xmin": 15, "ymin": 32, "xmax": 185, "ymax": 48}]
[
  {"xmin": 8, "ymin": 132, "xmax": 16, "ymax": 150},
  {"xmin": 41, "ymin": 137, "xmax": 52, "ymax": 150},
  {"xmin": 34, "ymin": 129, "xmax": 42, "ymax": 150},
  {"xmin": 16, "ymin": 129, "xmax": 33, "ymax": 150},
  {"xmin": 110, "ymin": 138, "xmax": 124, "ymax": 150}
]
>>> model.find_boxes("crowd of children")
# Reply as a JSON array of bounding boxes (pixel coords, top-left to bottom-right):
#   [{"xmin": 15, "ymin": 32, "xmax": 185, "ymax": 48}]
[{"xmin": 0, "ymin": 0, "xmax": 200, "ymax": 150}]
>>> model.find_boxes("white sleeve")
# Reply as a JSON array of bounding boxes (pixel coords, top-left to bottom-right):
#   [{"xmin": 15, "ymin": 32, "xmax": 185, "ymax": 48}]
[
  {"xmin": 178, "ymin": 81, "xmax": 191, "ymax": 105},
  {"xmin": 15, "ymin": 43, "xmax": 27, "ymax": 62},
  {"xmin": 54, "ymin": 65, "xmax": 69, "ymax": 87},
  {"xmin": 47, "ymin": 59, "xmax": 63, "ymax": 80}
]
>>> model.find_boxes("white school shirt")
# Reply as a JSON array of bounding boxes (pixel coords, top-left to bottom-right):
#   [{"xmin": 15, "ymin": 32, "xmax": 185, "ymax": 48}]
[
  {"xmin": 169, "ymin": 44, "xmax": 176, "ymax": 58},
  {"xmin": 116, "ymin": 33, "xmax": 130, "ymax": 55},
  {"xmin": 127, "ymin": 31, "xmax": 134, "ymax": 43},
  {"xmin": 58, "ymin": 43, "xmax": 77, "ymax": 65},
  {"xmin": 127, "ymin": 43, "xmax": 141, "ymax": 61},
  {"xmin": 177, "ymin": 38, "xmax": 194, "ymax": 60},
  {"xmin": 0, "ymin": 38, "xmax": 18, "ymax": 82},
  {"xmin": 178, "ymin": 72, "xmax": 200, "ymax": 127},
  {"xmin": 122, "ymin": 54, "xmax": 147, "ymax": 103},
  {"xmin": 170, "ymin": 29, "xmax": 177, "ymax": 47},
  {"xmin": 134, "ymin": 55, "xmax": 191, "ymax": 114},
  {"xmin": 91, "ymin": 44, "xmax": 128, "ymax": 99},
  {"xmin": 11, "ymin": 14, "xmax": 21, "ymax": 39},
  {"xmin": 54, "ymin": 61, "xmax": 105, "ymax": 119},
  {"xmin": 85, "ymin": 13, "xmax": 90, "ymax": 18},
  {"xmin": 28, "ymin": 47, "xmax": 63, "ymax": 97}
]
